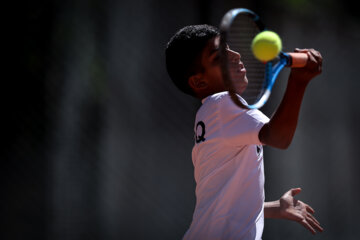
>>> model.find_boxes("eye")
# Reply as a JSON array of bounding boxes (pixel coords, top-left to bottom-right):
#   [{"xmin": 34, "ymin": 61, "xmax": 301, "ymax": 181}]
[{"xmin": 213, "ymin": 54, "xmax": 220, "ymax": 63}]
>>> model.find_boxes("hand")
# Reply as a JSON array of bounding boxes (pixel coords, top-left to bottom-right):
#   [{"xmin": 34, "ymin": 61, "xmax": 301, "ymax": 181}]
[
  {"xmin": 289, "ymin": 48, "xmax": 323, "ymax": 85},
  {"xmin": 279, "ymin": 188, "xmax": 323, "ymax": 234}
]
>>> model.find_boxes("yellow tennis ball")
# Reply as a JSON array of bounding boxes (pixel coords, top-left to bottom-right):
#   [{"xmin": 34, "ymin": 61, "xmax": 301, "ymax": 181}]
[{"xmin": 251, "ymin": 31, "xmax": 282, "ymax": 62}]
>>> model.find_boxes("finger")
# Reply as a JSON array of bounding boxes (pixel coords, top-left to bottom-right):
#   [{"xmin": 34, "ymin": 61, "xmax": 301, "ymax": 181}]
[
  {"xmin": 294, "ymin": 48, "xmax": 308, "ymax": 53},
  {"xmin": 294, "ymin": 48, "xmax": 322, "ymax": 64},
  {"xmin": 305, "ymin": 204, "xmax": 315, "ymax": 214},
  {"xmin": 310, "ymin": 49, "xmax": 322, "ymax": 60},
  {"xmin": 307, "ymin": 51, "xmax": 317, "ymax": 63},
  {"xmin": 307, "ymin": 212, "xmax": 321, "ymax": 226},
  {"xmin": 306, "ymin": 215, "xmax": 324, "ymax": 232},
  {"xmin": 300, "ymin": 219, "xmax": 316, "ymax": 235},
  {"xmin": 307, "ymin": 50, "xmax": 323, "ymax": 66},
  {"xmin": 311, "ymin": 50, "xmax": 323, "ymax": 67},
  {"xmin": 305, "ymin": 52, "xmax": 322, "ymax": 73}
]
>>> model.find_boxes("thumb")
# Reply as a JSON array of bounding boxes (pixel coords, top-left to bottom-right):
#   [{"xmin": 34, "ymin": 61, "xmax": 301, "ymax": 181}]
[{"xmin": 287, "ymin": 187, "xmax": 302, "ymax": 197}]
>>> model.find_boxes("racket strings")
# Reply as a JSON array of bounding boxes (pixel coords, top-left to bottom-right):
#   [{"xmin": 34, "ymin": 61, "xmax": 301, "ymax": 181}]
[{"xmin": 226, "ymin": 15, "xmax": 266, "ymax": 104}]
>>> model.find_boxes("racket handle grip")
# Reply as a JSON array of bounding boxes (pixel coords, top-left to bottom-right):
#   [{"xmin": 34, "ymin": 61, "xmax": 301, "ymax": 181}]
[{"xmin": 287, "ymin": 53, "xmax": 308, "ymax": 68}]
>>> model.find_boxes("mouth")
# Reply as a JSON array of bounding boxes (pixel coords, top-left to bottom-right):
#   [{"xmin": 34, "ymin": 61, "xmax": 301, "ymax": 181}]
[
  {"xmin": 230, "ymin": 61, "xmax": 246, "ymax": 73},
  {"xmin": 240, "ymin": 61, "xmax": 246, "ymax": 72},
  {"xmin": 237, "ymin": 63, "xmax": 246, "ymax": 74},
  {"xmin": 239, "ymin": 67, "xmax": 246, "ymax": 73},
  {"xmin": 229, "ymin": 61, "xmax": 246, "ymax": 77}
]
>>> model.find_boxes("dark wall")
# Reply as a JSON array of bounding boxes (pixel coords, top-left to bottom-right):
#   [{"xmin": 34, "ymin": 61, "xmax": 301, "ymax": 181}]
[{"xmin": 3, "ymin": 0, "xmax": 359, "ymax": 239}]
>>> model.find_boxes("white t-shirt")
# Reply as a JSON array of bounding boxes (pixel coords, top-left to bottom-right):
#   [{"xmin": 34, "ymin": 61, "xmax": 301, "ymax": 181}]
[{"xmin": 183, "ymin": 92, "xmax": 269, "ymax": 240}]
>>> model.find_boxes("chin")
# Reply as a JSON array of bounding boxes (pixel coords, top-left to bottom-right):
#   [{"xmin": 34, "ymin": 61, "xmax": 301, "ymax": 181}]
[
  {"xmin": 236, "ymin": 88, "xmax": 246, "ymax": 95},
  {"xmin": 236, "ymin": 83, "xmax": 248, "ymax": 95}
]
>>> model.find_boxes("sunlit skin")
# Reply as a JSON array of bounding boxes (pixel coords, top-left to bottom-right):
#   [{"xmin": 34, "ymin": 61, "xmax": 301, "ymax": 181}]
[
  {"xmin": 187, "ymin": 35, "xmax": 324, "ymax": 234},
  {"xmin": 189, "ymin": 36, "xmax": 323, "ymax": 150},
  {"xmin": 188, "ymin": 36, "xmax": 248, "ymax": 99}
]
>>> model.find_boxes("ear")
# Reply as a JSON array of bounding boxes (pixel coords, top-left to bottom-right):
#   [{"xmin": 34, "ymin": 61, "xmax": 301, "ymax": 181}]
[{"xmin": 188, "ymin": 73, "xmax": 208, "ymax": 91}]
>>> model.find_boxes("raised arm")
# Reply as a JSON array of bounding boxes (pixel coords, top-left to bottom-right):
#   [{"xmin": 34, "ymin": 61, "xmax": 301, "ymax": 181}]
[{"xmin": 259, "ymin": 48, "xmax": 322, "ymax": 149}]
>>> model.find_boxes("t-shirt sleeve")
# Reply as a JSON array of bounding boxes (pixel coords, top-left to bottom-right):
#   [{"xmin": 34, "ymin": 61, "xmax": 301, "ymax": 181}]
[{"xmin": 219, "ymin": 96, "xmax": 269, "ymax": 146}]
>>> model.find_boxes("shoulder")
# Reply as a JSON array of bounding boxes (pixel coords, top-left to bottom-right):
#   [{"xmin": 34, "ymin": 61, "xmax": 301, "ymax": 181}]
[
  {"xmin": 201, "ymin": 91, "xmax": 250, "ymax": 114},
  {"xmin": 201, "ymin": 92, "xmax": 269, "ymax": 124},
  {"xmin": 201, "ymin": 91, "xmax": 234, "ymax": 106},
  {"xmin": 197, "ymin": 92, "xmax": 233, "ymax": 118}
]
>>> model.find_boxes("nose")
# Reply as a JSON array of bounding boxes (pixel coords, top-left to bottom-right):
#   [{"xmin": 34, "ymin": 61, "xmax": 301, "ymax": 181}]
[{"xmin": 227, "ymin": 49, "xmax": 241, "ymax": 63}]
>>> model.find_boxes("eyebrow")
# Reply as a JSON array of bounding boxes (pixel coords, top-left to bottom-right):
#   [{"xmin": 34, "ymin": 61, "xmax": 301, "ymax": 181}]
[{"xmin": 209, "ymin": 47, "xmax": 219, "ymax": 57}]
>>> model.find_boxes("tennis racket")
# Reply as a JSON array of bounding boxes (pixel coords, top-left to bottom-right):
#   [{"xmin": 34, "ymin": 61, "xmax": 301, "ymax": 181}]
[{"xmin": 219, "ymin": 8, "xmax": 308, "ymax": 109}]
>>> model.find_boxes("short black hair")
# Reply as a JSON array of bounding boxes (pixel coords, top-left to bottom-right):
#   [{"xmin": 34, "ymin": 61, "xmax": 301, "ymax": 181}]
[{"xmin": 165, "ymin": 25, "xmax": 220, "ymax": 96}]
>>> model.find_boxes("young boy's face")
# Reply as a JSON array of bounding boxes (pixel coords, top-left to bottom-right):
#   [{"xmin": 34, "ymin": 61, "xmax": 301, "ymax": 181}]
[{"xmin": 200, "ymin": 36, "xmax": 248, "ymax": 95}]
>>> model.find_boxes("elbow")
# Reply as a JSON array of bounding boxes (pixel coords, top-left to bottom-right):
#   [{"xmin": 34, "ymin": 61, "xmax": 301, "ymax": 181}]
[
  {"xmin": 259, "ymin": 124, "xmax": 293, "ymax": 149},
  {"xmin": 259, "ymin": 125, "xmax": 292, "ymax": 150},
  {"xmin": 277, "ymin": 141, "xmax": 291, "ymax": 150},
  {"xmin": 264, "ymin": 141, "xmax": 291, "ymax": 150},
  {"xmin": 260, "ymin": 135, "xmax": 292, "ymax": 149},
  {"xmin": 273, "ymin": 137, "xmax": 293, "ymax": 149}
]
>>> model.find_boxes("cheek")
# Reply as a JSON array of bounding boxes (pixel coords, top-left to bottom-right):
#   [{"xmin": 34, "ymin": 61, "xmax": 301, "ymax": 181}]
[
  {"xmin": 206, "ymin": 67, "xmax": 223, "ymax": 85},
  {"xmin": 214, "ymin": 67, "xmax": 223, "ymax": 79},
  {"xmin": 214, "ymin": 68, "xmax": 225, "ymax": 88}
]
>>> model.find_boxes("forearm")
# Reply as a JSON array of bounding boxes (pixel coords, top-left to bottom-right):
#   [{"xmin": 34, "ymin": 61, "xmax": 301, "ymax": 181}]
[
  {"xmin": 259, "ymin": 75, "xmax": 308, "ymax": 149},
  {"xmin": 259, "ymin": 48, "xmax": 322, "ymax": 149},
  {"xmin": 264, "ymin": 200, "xmax": 281, "ymax": 219}
]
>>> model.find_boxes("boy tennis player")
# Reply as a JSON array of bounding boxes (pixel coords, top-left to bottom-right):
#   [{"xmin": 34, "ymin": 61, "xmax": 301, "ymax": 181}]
[{"xmin": 165, "ymin": 25, "xmax": 323, "ymax": 239}]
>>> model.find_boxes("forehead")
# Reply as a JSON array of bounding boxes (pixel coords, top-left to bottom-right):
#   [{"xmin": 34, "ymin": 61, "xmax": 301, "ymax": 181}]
[{"xmin": 202, "ymin": 36, "xmax": 220, "ymax": 57}]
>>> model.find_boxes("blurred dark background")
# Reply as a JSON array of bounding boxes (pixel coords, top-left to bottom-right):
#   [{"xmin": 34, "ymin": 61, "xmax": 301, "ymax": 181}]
[{"xmin": 2, "ymin": 0, "xmax": 359, "ymax": 239}]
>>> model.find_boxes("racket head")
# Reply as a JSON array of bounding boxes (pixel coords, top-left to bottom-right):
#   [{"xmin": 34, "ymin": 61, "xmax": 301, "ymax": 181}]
[{"xmin": 219, "ymin": 8, "xmax": 271, "ymax": 109}]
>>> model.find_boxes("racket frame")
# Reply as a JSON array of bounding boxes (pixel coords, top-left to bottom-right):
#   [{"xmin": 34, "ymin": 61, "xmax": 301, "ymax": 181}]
[{"xmin": 219, "ymin": 8, "xmax": 298, "ymax": 109}]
